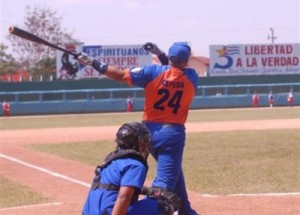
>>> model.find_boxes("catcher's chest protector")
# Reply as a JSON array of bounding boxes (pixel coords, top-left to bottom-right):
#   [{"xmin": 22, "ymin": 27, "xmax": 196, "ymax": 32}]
[{"xmin": 92, "ymin": 149, "xmax": 148, "ymax": 189}]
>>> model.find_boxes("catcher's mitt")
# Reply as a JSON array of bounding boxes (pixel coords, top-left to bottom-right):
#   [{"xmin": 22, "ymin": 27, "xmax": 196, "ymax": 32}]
[{"xmin": 141, "ymin": 186, "xmax": 181, "ymax": 215}]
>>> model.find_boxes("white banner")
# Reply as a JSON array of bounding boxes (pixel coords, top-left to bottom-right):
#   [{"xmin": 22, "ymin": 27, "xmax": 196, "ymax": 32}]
[
  {"xmin": 56, "ymin": 43, "xmax": 83, "ymax": 80},
  {"xmin": 56, "ymin": 44, "xmax": 152, "ymax": 80},
  {"xmin": 209, "ymin": 43, "xmax": 300, "ymax": 76}
]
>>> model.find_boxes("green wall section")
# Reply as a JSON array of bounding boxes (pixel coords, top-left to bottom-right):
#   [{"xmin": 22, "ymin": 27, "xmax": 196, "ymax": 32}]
[
  {"xmin": 1, "ymin": 74, "xmax": 299, "ymax": 115},
  {"xmin": 1, "ymin": 74, "xmax": 299, "ymax": 92},
  {"xmin": 201, "ymin": 74, "xmax": 300, "ymax": 85},
  {"xmin": 1, "ymin": 93, "xmax": 299, "ymax": 116},
  {"xmin": 0, "ymin": 79, "xmax": 128, "ymax": 92}
]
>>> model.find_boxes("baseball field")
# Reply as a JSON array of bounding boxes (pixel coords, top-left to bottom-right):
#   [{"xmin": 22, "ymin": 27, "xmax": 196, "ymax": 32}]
[{"xmin": 1, "ymin": 107, "xmax": 300, "ymax": 215}]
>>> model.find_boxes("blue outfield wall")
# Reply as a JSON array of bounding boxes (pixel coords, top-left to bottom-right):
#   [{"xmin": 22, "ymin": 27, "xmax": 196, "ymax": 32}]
[
  {"xmin": 7, "ymin": 100, "xmax": 128, "ymax": 115},
  {"xmin": 2, "ymin": 93, "xmax": 299, "ymax": 116},
  {"xmin": 1, "ymin": 74, "xmax": 300, "ymax": 92},
  {"xmin": 1, "ymin": 75, "xmax": 299, "ymax": 115}
]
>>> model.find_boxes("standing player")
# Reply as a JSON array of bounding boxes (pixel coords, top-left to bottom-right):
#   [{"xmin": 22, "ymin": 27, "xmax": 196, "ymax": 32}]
[
  {"xmin": 268, "ymin": 90, "xmax": 275, "ymax": 108},
  {"xmin": 78, "ymin": 42, "xmax": 198, "ymax": 215},
  {"xmin": 126, "ymin": 95, "xmax": 133, "ymax": 112},
  {"xmin": 2, "ymin": 100, "xmax": 10, "ymax": 117},
  {"xmin": 83, "ymin": 122, "xmax": 180, "ymax": 215},
  {"xmin": 252, "ymin": 91, "xmax": 259, "ymax": 107},
  {"xmin": 287, "ymin": 89, "xmax": 294, "ymax": 106}
]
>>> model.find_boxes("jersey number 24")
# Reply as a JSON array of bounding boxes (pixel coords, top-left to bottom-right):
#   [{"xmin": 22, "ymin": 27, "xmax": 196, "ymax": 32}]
[{"xmin": 153, "ymin": 89, "xmax": 183, "ymax": 114}]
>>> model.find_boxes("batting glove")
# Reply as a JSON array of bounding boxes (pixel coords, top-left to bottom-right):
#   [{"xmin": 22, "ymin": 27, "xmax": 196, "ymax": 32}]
[
  {"xmin": 77, "ymin": 53, "xmax": 94, "ymax": 66},
  {"xmin": 143, "ymin": 42, "xmax": 164, "ymax": 56},
  {"xmin": 77, "ymin": 53, "xmax": 108, "ymax": 74}
]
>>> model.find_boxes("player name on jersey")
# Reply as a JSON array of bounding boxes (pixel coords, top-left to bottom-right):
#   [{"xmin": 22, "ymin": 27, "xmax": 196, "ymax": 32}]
[{"xmin": 162, "ymin": 80, "xmax": 184, "ymax": 89}]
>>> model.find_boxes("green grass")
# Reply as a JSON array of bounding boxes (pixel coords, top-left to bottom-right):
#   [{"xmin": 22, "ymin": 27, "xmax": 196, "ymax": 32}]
[
  {"xmin": 183, "ymin": 129, "xmax": 300, "ymax": 194},
  {"xmin": 1, "ymin": 107, "xmax": 299, "ymax": 130},
  {"xmin": 27, "ymin": 129, "xmax": 300, "ymax": 195},
  {"xmin": 187, "ymin": 107, "xmax": 300, "ymax": 122},
  {"xmin": 26, "ymin": 140, "xmax": 116, "ymax": 166},
  {"xmin": 2, "ymin": 107, "xmax": 300, "ymax": 204},
  {"xmin": 0, "ymin": 176, "xmax": 52, "ymax": 208},
  {"xmin": 0, "ymin": 112, "xmax": 143, "ymax": 130}
]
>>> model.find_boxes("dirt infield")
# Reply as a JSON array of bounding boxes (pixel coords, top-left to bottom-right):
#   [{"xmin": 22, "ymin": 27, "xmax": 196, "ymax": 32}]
[{"xmin": 1, "ymin": 119, "xmax": 300, "ymax": 215}]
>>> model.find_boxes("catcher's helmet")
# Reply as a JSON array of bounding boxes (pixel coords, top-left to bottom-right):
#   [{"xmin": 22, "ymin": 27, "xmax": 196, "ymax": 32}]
[{"xmin": 115, "ymin": 122, "xmax": 151, "ymax": 157}]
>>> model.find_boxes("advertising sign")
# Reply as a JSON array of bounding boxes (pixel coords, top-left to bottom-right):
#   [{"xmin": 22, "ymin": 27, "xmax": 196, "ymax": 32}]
[
  {"xmin": 56, "ymin": 43, "xmax": 82, "ymax": 80},
  {"xmin": 56, "ymin": 44, "xmax": 152, "ymax": 80},
  {"xmin": 209, "ymin": 43, "xmax": 300, "ymax": 76}
]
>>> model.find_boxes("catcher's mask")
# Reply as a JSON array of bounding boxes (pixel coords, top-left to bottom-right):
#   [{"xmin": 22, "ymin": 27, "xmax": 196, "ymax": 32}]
[{"xmin": 115, "ymin": 122, "xmax": 151, "ymax": 159}]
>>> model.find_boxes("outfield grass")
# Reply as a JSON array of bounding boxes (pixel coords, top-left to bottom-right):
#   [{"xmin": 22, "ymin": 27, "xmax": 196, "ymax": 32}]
[
  {"xmin": 184, "ymin": 129, "xmax": 300, "ymax": 194},
  {"xmin": 1, "ymin": 107, "xmax": 299, "ymax": 130},
  {"xmin": 1, "ymin": 107, "xmax": 299, "ymax": 207},
  {"xmin": 27, "ymin": 128, "xmax": 300, "ymax": 194},
  {"xmin": 0, "ymin": 176, "xmax": 51, "ymax": 208}
]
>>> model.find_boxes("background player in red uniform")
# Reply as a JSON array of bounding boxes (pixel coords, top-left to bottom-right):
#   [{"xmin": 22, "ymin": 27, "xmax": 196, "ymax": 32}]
[
  {"xmin": 287, "ymin": 89, "xmax": 294, "ymax": 106},
  {"xmin": 126, "ymin": 95, "xmax": 133, "ymax": 112},
  {"xmin": 78, "ymin": 42, "xmax": 198, "ymax": 215},
  {"xmin": 252, "ymin": 91, "xmax": 259, "ymax": 107},
  {"xmin": 2, "ymin": 100, "xmax": 10, "ymax": 117}
]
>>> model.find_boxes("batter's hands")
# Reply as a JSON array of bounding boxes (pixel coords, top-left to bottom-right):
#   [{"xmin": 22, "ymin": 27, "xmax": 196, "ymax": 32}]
[
  {"xmin": 143, "ymin": 42, "xmax": 164, "ymax": 56},
  {"xmin": 77, "ymin": 53, "xmax": 94, "ymax": 66}
]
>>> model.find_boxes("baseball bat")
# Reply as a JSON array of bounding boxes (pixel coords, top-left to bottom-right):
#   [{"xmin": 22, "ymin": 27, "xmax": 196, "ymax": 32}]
[{"xmin": 8, "ymin": 26, "xmax": 79, "ymax": 58}]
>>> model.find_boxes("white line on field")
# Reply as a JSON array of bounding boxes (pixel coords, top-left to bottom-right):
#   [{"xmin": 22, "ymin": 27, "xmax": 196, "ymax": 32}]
[
  {"xmin": 1, "ymin": 153, "xmax": 300, "ymax": 197},
  {"xmin": 0, "ymin": 153, "xmax": 90, "ymax": 187},
  {"xmin": 0, "ymin": 111, "xmax": 140, "ymax": 119},
  {"xmin": 202, "ymin": 192, "xmax": 300, "ymax": 197},
  {"xmin": 0, "ymin": 202, "xmax": 61, "ymax": 211}
]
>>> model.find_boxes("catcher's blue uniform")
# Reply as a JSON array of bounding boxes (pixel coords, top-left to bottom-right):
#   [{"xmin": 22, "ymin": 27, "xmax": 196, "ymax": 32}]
[
  {"xmin": 82, "ymin": 157, "xmax": 161, "ymax": 215},
  {"xmin": 124, "ymin": 64, "xmax": 199, "ymax": 215}
]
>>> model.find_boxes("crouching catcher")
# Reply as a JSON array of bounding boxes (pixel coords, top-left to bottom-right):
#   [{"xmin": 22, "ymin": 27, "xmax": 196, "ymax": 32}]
[{"xmin": 82, "ymin": 122, "xmax": 181, "ymax": 215}]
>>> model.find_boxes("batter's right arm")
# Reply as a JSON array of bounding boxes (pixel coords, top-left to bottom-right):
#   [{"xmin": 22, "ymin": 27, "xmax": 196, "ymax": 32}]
[{"xmin": 77, "ymin": 53, "xmax": 128, "ymax": 82}]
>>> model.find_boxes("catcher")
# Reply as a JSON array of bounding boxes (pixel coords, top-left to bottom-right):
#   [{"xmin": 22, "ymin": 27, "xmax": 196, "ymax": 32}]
[{"xmin": 82, "ymin": 122, "xmax": 181, "ymax": 215}]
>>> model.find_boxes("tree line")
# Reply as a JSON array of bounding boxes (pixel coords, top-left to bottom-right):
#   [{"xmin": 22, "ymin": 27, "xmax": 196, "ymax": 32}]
[{"xmin": 0, "ymin": 5, "xmax": 78, "ymax": 81}]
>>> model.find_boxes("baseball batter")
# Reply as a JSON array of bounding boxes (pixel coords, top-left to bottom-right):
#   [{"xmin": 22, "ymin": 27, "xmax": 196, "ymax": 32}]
[{"xmin": 78, "ymin": 42, "xmax": 198, "ymax": 215}]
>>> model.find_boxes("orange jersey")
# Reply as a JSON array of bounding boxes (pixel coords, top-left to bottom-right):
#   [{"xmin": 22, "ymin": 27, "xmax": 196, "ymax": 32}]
[{"xmin": 125, "ymin": 65, "xmax": 198, "ymax": 125}]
